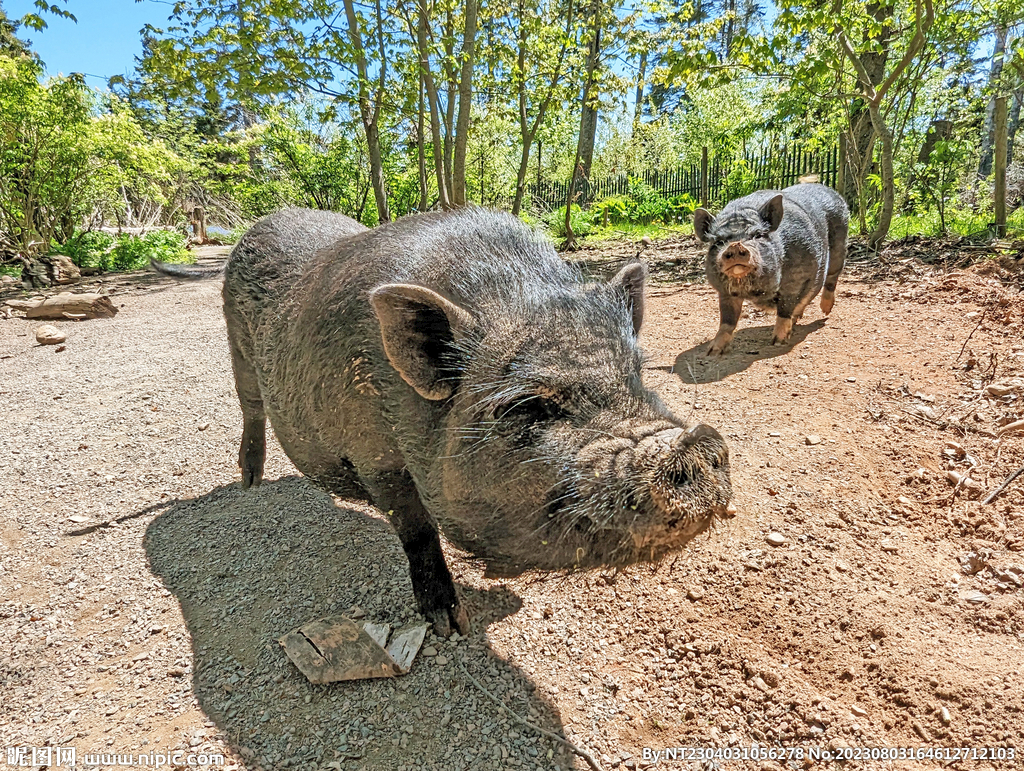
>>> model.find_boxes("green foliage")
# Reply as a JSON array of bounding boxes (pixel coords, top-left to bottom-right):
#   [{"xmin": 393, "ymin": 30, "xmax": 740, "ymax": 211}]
[
  {"xmin": 52, "ymin": 231, "xmax": 115, "ymax": 269},
  {"xmin": 545, "ymin": 205, "xmax": 595, "ymax": 240},
  {"xmin": 591, "ymin": 182, "xmax": 697, "ymax": 227},
  {"xmin": 721, "ymin": 158, "xmax": 756, "ymax": 203},
  {"xmin": 109, "ymin": 231, "xmax": 190, "ymax": 272},
  {"xmin": 51, "ymin": 230, "xmax": 191, "ymax": 273},
  {"xmin": 0, "ymin": 55, "xmax": 92, "ymax": 256}
]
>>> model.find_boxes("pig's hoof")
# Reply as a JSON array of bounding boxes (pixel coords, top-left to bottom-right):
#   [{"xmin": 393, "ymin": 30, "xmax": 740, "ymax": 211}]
[
  {"xmin": 707, "ymin": 342, "xmax": 729, "ymax": 356},
  {"xmin": 429, "ymin": 602, "xmax": 470, "ymax": 637},
  {"xmin": 820, "ymin": 292, "xmax": 835, "ymax": 315},
  {"xmin": 241, "ymin": 467, "xmax": 263, "ymax": 488}
]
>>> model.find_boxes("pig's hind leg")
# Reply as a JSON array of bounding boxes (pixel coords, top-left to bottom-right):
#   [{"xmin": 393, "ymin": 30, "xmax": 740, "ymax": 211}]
[
  {"xmin": 229, "ymin": 335, "xmax": 267, "ymax": 489},
  {"xmin": 371, "ymin": 470, "xmax": 469, "ymax": 637},
  {"xmin": 820, "ymin": 220, "xmax": 848, "ymax": 315},
  {"xmin": 772, "ymin": 279, "xmax": 814, "ymax": 345}
]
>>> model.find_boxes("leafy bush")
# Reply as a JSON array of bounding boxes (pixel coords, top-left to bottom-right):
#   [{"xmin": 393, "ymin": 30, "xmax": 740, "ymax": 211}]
[
  {"xmin": 721, "ymin": 159, "xmax": 756, "ymax": 203},
  {"xmin": 52, "ymin": 230, "xmax": 115, "ymax": 269},
  {"xmin": 591, "ymin": 186, "xmax": 697, "ymax": 227},
  {"xmin": 108, "ymin": 230, "xmax": 191, "ymax": 272},
  {"xmin": 545, "ymin": 205, "xmax": 596, "ymax": 240}
]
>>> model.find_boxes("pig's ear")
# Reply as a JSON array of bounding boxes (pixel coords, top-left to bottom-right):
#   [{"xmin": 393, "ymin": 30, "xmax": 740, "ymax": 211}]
[
  {"xmin": 759, "ymin": 194, "xmax": 784, "ymax": 232},
  {"xmin": 693, "ymin": 209, "xmax": 714, "ymax": 242},
  {"xmin": 609, "ymin": 261, "xmax": 646, "ymax": 335},
  {"xmin": 370, "ymin": 284, "xmax": 474, "ymax": 400}
]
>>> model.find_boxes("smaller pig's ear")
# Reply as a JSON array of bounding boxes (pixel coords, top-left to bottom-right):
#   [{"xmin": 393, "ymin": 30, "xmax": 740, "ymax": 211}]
[
  {"xmin": 370, "ymin": 284, "xmax": 474, "ymax": 401},
  {"xmin": 759, "ymin": 194, "xmax": 784, "ymax": 232},
  {"xmin": 693, "ymin": 209, "xmax": 714, "ymax": 242},
  {"xmin": 609, "ymin": 261, "xmax": 646, "ymax": 335}
]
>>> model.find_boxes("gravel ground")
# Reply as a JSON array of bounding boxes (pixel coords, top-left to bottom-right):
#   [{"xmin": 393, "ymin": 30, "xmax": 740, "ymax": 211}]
[{"xmin": 1, "ymin": 239, "xmax": 1023, "ymax": 771}]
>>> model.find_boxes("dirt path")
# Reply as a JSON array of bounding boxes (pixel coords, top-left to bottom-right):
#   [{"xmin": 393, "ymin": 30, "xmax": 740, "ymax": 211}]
[{"xmin": 1, "ymin": 238, "xmax": 1022, "ymax": 771}]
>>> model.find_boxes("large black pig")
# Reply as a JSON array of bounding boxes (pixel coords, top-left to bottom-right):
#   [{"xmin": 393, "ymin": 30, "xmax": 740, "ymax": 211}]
[
  {"xmin": 157, "ymin": 207, "xmax": 733, "ymax": 635},
  {"xmin": 694, "ymin": 182, "xmax": 849, "ymax": 355}
]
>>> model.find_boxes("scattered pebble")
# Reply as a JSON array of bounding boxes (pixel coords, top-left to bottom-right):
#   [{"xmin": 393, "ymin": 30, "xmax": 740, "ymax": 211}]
[
  {"xmin": 34, "ymin": 324, "xmax": 66, "ymax": 345},
  {"xmin": 766, "ymin": 532, "xmax": 787, "ymax": 547},
  {"xmin": 804, "ymin": 434, "xmax": 822, "ymax": 446}
]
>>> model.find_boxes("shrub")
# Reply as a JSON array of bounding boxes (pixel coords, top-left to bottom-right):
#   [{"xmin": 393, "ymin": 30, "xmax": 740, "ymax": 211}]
[
  {"xmin": 51, "ymin": 230, "xmax": 115, "ymax": 269},
  {"xmin": 109, "ymin": 230, "xmax": 191, "ymax": 272},
  {"xmin": 545, "ymin": 205, "xmax": 595, "ymax": 240}
]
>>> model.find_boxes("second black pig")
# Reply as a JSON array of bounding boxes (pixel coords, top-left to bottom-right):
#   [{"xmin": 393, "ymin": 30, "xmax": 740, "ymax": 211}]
[{"xmin": 693, "ymin": 182, "xmax": 849, "ymax": 354}]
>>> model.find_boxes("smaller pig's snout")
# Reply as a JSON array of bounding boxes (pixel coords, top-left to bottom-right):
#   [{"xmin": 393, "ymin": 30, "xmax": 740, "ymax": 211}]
[{"xmin": 718, "ymin": 241, "xmax": 755, "ymax": 279}]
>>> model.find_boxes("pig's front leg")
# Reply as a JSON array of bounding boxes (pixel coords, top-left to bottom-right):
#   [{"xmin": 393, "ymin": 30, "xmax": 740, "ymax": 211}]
[
  {"xmin": 708, "ymin": 293, "xmax": 743, "ymax": 355},
  {"xmin": 372, "ymin": 469, "xmax": 469, "ymax": 637}
]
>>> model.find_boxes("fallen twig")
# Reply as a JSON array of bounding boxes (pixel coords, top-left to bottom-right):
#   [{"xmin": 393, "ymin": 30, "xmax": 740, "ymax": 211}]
[
  {"xmin": 957, "ymin": 308, "xmax": 988, "ymax": 361},
  {"xmin": 456, "ymin": 651, "xmax": 603, "ymax": 771},
  {"xmin": 998, "ymin": 418, "xmax": 1024, "ymax": 437},
  {"xmin": 982, "ymin": 465, "xmax": 1024, "ymax": 505}
]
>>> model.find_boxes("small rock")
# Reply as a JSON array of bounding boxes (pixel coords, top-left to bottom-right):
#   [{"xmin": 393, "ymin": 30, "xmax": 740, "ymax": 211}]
[
  {"xmin": 897, "ymin": 496, "xmax": 915, "ymax": 506},
  {"xmin": 198, "ymin": 422, "xmax": 210, "ymax": 431},
  {"xmin": 769, "ymin": 431, "xmax": 782, "ymax": 437},
  {"xmin": 880, "ymin": 541, "xmax": 898, "ymax": 553},
  {"xmin": 766, "ymin": 532, "xmax": 787, "ymax": 547},
  {"xmin": 348, "ymin": 606, "xmax": 365, "ymax": 619},
  {"xmin": 35, "ymin": 324, "xmax": 66, "ymax": 345},
  {"xmin": 804, "ymin": 434, "xmax": 822, "ymax": 446},
  {"xmin": 68, "ymin": 515, "xmax": 89, "ymax": 523},
  {"xmin": 435, "ymin": 655, "xmax": 448, "ymax": 666},
  {"xmin": 961, "ymin": 590, "xmax": 989, "ymax": 604},
  {"xmin": 850, "ymin": 704, "xmax": 867, "ymax": 717},
  {"xmin": 421, "ymin": 646, "xmax": 437, "ymax": 657},
  {"xmin": 940, "ymin": 706, "xmax": 952, "ymax": 725},
  {"xmin": 0, "ymin": 274, "xmax": 16, "ymax": 285},
  {"xmin": 846, "ymin": 377, "xmax": 856, "ymax": 383},
  {"xmin": 686, "ymin": 588, "xmax": 704, "ymax": 602}
]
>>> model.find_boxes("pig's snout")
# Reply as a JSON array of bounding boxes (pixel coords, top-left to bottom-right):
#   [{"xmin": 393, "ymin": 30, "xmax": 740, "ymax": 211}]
[
  {"xmin": 718, "ymin": 242, "xmax": 755, "ymax": 279},
  {"xmin": 648, "ymin": 424, "xmax": 730, "ymax": 526}
]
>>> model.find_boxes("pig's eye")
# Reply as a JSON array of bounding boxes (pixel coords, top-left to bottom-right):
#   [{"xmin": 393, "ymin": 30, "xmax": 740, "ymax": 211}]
[{"xmin": 496, "ymin": 396, "xmax": 567, "ymax": 424}]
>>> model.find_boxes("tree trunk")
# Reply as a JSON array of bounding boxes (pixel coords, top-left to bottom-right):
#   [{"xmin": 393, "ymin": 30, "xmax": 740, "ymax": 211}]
[
  {"xmin": 1007, "ymin": 90, "xmax": 1022, "ymax": 165},
  {"xmin": 979, "ymin": 26, "xmax": 1009, "ymax": 179},
  {"xmin": 866, "ymin": 103, "xmax": 894, "ymax": 250},
  {"xmin": 564, "ymin": 0, "xmax": 603, "ymax": 249},
  {"xmin": 451, "ymin": 0, "xmax": 479, "ymax": 207},
  {"xmin": 633, "ymin": 49, "xmax": 647, "ymax": 127},
  {"xmin": 342, "ymin": 0, "xmax": 390, "ymax": 223},
  {"xmin": 418, "ymin": 0, "xmax": 452, "ymax": 209},
  {"xmin": 418, "ymin": 73, "xmax": 429, "ymax": 211},
  {"xmin": 995, "ymin": 95, "xmax": 1009, "ymax": 237},
  {"xmin": 842, "ymin": 1, "xmax": 890, "ymax": 209},
  {"xmin": 191, "ymin": 206, "xmax": 208, "ymax": 244}
]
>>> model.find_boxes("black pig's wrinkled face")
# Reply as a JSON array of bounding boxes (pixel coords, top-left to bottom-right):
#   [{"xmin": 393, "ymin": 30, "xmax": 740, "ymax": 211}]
[
  {"xmin": 694, "ymin": 194, "xmax": 783, "ymax": 284},
  {"xmin": 372, "ymin": 262, "xmax": 733, "ymax": 574}
]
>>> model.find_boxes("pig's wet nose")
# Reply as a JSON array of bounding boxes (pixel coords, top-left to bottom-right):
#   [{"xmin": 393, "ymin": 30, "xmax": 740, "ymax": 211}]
[{"xmin": 673, "ymin": 423, "xmax": 724, "ymax": 450}]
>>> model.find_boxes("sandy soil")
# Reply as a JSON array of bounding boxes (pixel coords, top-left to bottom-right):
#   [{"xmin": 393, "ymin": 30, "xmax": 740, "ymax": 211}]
[{"xmin": 1, "ymin": 237, "xmax": 1022, "ymax": 771}]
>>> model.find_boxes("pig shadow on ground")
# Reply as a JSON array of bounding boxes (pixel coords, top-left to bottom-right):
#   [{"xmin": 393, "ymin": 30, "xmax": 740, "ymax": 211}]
[
  {"xmin": 144, "ymin": 476, "xmax": 576, "ymax": 771},
  {"xmin": 666, "ymin": 318, "xmax": 827, "ymax": 384}
]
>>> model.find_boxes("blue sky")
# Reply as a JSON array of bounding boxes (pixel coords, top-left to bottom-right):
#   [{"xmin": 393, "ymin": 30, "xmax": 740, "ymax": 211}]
[{"xmin": 6, "ymin": 0, "xmax": 172, "ymax": 85}]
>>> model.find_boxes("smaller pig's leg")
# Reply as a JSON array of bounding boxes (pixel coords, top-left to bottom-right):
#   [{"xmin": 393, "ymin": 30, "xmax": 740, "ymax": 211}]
[
  {"xmin": 707, "ymin": 294, "xmax": 743, "ymax": 355},
  {"xmin": 373, "ymin": 470, "xmax": 469, "ymax": 637},
  {"xmin": 229, "ymin": 338, "xmax": 266, "ymax": 488},
  {"xmin": 821, "ymin": 223, "xmax": 848, "ymax": 315}
]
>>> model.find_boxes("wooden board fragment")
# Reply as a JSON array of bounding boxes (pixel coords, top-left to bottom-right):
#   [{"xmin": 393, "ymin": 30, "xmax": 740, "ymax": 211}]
[{"xmin": 279, "ymin": 615, "xmax": 429, "ymax": 684}]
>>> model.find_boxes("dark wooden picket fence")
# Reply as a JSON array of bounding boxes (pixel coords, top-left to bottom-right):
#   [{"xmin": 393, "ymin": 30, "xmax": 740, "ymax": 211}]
[{"xmin": 528, "ymin": 142, "xmax": 841, "ymax": 212}]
